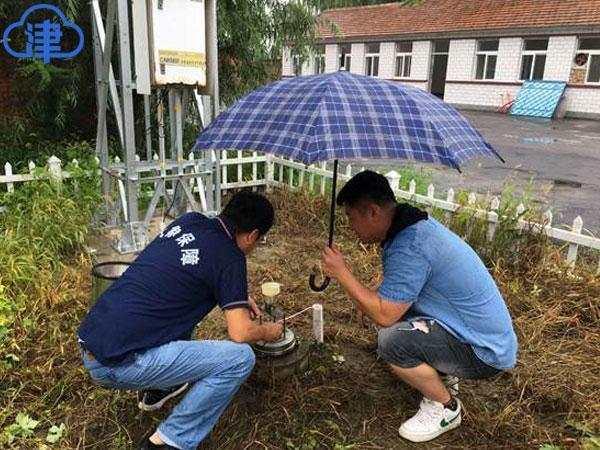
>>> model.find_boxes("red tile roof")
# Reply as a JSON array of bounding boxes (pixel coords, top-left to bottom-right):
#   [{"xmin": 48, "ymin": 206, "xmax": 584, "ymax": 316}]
[{"xmin": 317, "ymin": 0, "xmax": 600, "ymax": 41}]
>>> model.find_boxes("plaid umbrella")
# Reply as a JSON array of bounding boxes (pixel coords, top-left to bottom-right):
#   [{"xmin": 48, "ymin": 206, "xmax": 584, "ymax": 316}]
[{"xmin": 194, "ymin": 71, "xmax": 504, "ymax": 291}]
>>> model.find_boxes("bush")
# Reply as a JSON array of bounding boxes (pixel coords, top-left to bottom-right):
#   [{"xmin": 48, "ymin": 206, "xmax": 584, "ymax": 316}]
[{"xmin": 0, "ymin": 159, "xmax": 101, "ymax": 354}]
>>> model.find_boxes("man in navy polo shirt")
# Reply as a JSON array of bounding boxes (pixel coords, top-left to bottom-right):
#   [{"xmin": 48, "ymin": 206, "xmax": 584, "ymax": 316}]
[
  {"xmin": 78, "ymin": 191, "xmax": 283, "ymax": 450},
  {"xmin": 320, "ymin": 171, "xmax": 517, "ymax": 443}
]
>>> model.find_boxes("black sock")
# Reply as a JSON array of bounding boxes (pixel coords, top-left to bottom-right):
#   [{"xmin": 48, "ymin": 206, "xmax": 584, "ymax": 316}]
[{"xmin": 444, "ymin": 396, "xmax": 458, "ymax": 411}]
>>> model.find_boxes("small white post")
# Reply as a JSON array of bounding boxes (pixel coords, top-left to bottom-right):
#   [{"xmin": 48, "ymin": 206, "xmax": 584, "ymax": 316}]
[
  {"xmin": 385, "ymin": 170, "xmax": 400, "ymax": 191},
  {"xmin": 445, "ymin": 188, "xmax": 455, "ymax": 222},
  {"xmin": 320, "ymin": 161, "xmax": 327, "ymax": 196},
  {"xmin": 237, "ymin": 150, "xmax": 243, "ymax": 183},
  {"xmin": 567, "ymin": 216, "xmax": 584, "ymax": 267},
  {"xmin": 190, "ymin": 151, "xmax": 209, "ymax": 212},
  {"xmin": 515, "ymin": 203, "xmax": 526, "ymax": 232},
  {"xmin": 4, "ymin": 162, "xmax": 14, "ymax": 193},
  {"xmin": 47, "ymin": 155, "xmax": 63, "ymax": 184},
  {"xmin": 312, "ymin": 303, "xmax": 324, "ymax": 344},
  {"xmin": 266, "ymin": 154, "xmax": 274, "ymax": 192},
  {"xmin": 114, "ymin": 155, "xmax": 121, "ymax": 164},
  {"xmin": 542, "ymin": 209, "xmax": 553, "ymax": 230},
  {"xmin": 487, "ymin": 196, "xmax": 500, "ymax": 242},
  {"xmin": 288, "ymin": 162, "xmax": 294, "ymax": 188},
  {"xmin": 278, "ymin": 159, "xmax": 284, "ymax": 184},
  {"xmin": 344, "ymin": 164, "xmax": 352, "ymax": 180},
  {"xmin": 28, "ymin": 161, "xmax": 36, "ymax": 175},
  {"xmin": 426, "ymin": 184, "xmax": 435, "ymax": 210},
  {"xmin": 408, "ymin": 179, "xmax": 416, "ymax": 196},
  {"xmin": 299, "ymin": 164, "xmax": 305, "ymax": 188},
  {"xmin": 221, "ymin": 151, "xmax": 228, "ymax": 189},
  {"xmin": 308, "ymin": 164, "xmax": 315, "ymax": 193},
  {"xmin": 252, "ymin": 151, "xmax": 258, "ymax": 191},
  {"xmin": 468, "ymin": 192, "xmax": 477, "ymax": 206}
]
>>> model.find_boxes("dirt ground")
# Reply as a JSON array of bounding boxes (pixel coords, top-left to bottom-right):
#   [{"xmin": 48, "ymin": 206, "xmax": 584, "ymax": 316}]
[{"xmin": 3, "ymin": 189, "xmax": 598, "ymax": 449}]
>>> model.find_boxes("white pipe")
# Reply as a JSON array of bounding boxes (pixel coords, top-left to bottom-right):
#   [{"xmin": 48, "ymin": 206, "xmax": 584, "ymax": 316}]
[{"xmin": 312, "ymin": 303, "xmax": 324, "ymax": 343}]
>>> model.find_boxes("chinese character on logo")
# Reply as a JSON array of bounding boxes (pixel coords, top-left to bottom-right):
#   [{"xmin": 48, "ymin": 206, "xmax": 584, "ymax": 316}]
[
  {"xmin": 161, "ymin": 225, "xmax": 182, "ymax": 239},
  {"xmin": 26, "ymin": 20, "xmax": 62, "ymax": 64},
  {"xmin": 175, "ymin": 233, "xmax": 196, "ymax": 248},
  {"xmin": 181, "ymin": 249, "xmax": 200, "ymax": 266},
  {"xmin": 2, "ymin": 4, "xmax": 84, "ymax": 65}
]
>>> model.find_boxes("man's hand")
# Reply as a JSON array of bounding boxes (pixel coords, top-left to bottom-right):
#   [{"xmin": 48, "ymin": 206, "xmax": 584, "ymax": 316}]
[
  {"xmin": 225, "ymin": 308, "xmax": 284, "ymax": 344},
  {"xmin": 248, "ymin": 295, "xmax": 262, "ymax": 320},
  {"xmin": 261, "ymin": 322, "xmax": 284, "ymax": 342},
  {"xmin": 321, "ymin": 245, "xmax": 349, "ymax": 280}
]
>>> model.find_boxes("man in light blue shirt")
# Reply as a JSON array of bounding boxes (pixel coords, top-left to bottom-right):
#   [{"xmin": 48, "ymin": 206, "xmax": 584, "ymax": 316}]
[{"xmin": 321, "ymin": 171, "xmax": 518, "ymax": 443}]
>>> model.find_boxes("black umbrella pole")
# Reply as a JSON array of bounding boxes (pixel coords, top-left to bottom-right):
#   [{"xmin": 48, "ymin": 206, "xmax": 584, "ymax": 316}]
[{"xmin": 309, "ymin": 160, "xmax": 338, "ymax": 292}]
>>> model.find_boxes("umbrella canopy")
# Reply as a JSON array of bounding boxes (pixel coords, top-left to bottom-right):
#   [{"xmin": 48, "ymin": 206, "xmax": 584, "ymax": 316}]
[
  {"xmin": 194, "ymin": 71, "xmax": 504, "ymax": 291},
  {"xmin": 194, "ymin": 71, "xmax": 503, "ymax": 169}
]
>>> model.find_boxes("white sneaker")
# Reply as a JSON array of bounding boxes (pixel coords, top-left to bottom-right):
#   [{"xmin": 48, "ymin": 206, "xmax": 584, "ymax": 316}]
[
  {"xmin": 399, "ymin": 397, "xmax": 462, "ymax": 443},
  {"xmin": 443, "ymin": 375, "xmax": 460, "ymax": 397}
]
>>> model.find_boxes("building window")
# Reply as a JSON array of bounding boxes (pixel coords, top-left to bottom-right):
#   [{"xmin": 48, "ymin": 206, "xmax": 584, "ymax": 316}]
[
  {"xmin": 338, "ymin": 44, "xmax": 351, "ymax": 71},
  {"xmin": 365, "ymin": 42, "xmax": 380, "ymax": 77},
  {"xmin": 314, "ymin": 45, "xmax": 325, "ymax": 74},
  {"xmin": 475, "ymin": 39, "xmax": 499, "ymax": 80},
  {"xmin": 395, "ymin": 41, "xmax": 412, "ymax": 78},
  {"xmin": 578, "ymin": 37, "xmax": 600, "ymax": 84},
  {"xmin": 292, "ymin": 53, "xmax": 302, "ymax": 76},
  {"xmin": 520, "ymin": 39, "xmax": 548, "ymax": 81}
]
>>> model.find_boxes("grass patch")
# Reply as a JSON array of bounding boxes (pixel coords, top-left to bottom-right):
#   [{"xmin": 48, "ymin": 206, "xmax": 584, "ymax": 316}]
[{"xmin": 0, "ymin": 187, "xmax": 598, "ymax": 449}]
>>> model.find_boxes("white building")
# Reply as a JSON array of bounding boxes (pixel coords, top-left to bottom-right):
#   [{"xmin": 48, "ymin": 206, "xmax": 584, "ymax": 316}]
[{"xmin": 282, "ymin": 0, "xmax": 600, "ymax": 119}]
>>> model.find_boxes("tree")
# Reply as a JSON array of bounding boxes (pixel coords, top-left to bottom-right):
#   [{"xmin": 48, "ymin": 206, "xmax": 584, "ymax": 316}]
[{"xmin": 0, "ymin": 0, "xmax": 418, "ymax": 149}]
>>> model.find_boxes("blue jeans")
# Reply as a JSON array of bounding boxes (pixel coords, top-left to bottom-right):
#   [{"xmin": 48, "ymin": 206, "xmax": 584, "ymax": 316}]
[{"xmin": 82, "ymin": 340, "xmax": 256, "ymax": 450}]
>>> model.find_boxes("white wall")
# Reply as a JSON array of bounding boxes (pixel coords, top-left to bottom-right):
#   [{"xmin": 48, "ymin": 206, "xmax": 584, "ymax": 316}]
[
  {"xmin": 496, "ymin": 38, "xmax": 522, "ymax": 81},
  {"xmin": 445, "ymin": 83, "xmax": 521, "ymax": 109},
  {"xmin": 399, "ymin": 81, "xmax": 429, "ymax": 91},
  {"xmin": 447, "ymin": 39, "xmax": 476, "ymax": 80},
  {"xmin": 545, "ymin": 36, "xmax": 578, "ymax": 80},
  {"xmin": 325, "ymin": 44, "xmax": 338, "ymax": 73},
  {"xmin": 411, "ymin": 41, "xmax": 432, "ymax": 80},
  {"xmin": 283, "ymin": 34, "xmax": 600, "ymax": 117},
  {"xmin": 350, "ymin": 43, "xmax": 366, "ymax": 75},
  {"xmin": 379, "ymin": 42, "xmax": 396, "ymax": 79},
  {"xmin": 563, "ymin": 87, "xmax": 600, "ymax": 116}
]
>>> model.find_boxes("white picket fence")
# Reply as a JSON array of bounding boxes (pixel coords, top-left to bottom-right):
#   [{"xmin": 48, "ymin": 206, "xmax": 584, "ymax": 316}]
[{"xmin": 2, "ymin": 153, "xmax": 600, "ymax": 272}]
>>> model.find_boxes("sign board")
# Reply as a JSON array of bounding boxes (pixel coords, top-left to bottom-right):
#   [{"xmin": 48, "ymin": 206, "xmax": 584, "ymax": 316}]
[{"xmin": 135, "ymin": 0, "xmax": 206, "ymax": 88}]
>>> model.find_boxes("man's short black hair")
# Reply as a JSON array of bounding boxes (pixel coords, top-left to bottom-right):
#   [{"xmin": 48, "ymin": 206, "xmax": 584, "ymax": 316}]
[
  {"xmin": 336, "ymin": 170, "xmax": 396, "ymax": 208},
  {"xmin": 221, "ymin": 190, "xmax": 275, "ymax": 236}
]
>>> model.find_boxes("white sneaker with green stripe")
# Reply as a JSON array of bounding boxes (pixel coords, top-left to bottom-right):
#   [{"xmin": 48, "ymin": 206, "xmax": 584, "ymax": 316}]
[{"xmin": 399, "ymin": 397, "xmax": 462, "ymax": 442}]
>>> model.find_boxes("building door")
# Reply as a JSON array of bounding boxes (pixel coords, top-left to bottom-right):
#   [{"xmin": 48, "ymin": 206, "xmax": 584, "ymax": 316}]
[{"xmin": 430, "ymin": 40, "xmax": 449, "ymax": 99}]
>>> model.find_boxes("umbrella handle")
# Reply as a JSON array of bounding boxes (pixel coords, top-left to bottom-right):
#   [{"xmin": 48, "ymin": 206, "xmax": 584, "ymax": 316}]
[
  {"xmin": 309, "ymin": 272, "xmax": 331, "ymax": 292},
  {"xmin": 308, "ymin": 159, "xmax": 339, "ymax": 294}
]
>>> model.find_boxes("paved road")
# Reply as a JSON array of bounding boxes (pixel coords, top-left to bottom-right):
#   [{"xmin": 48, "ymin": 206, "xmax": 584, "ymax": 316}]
[{"xmin": 362, "ymin": 111, "xmax": 600, "ymax": 233}]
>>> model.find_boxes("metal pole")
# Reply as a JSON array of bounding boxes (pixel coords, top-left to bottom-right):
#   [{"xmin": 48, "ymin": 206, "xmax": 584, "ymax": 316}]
[
  {"xmin": 116, "ymin": 0, "xmax": 139, "ymax": 224},
  {"xmin": 205, "ymin": 0, "xmax": 221, "ymax": 212},
  {"xmin": 92, "ymin": 0, "xmax": 116, "ymax": 200},
  {"xmin": 144, "ymin": 94, "xmax": 153, "ymax": 161}
]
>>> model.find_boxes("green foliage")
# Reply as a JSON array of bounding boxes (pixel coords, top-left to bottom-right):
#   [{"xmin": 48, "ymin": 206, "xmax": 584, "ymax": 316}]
[
  {"xmin": 0, "ymin": 0, "xmax": 96, "ymax": 144},
  {"xmin": 0, "ymin": 158, "xmax": 101, "ymax": 352},
  {"xmin": 2, "ymin": 413, "xmax": 39, "ymax": 444},
  {"xmin": 46, "ymin": 423, "xmax": 66, "ymax": 444}
]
